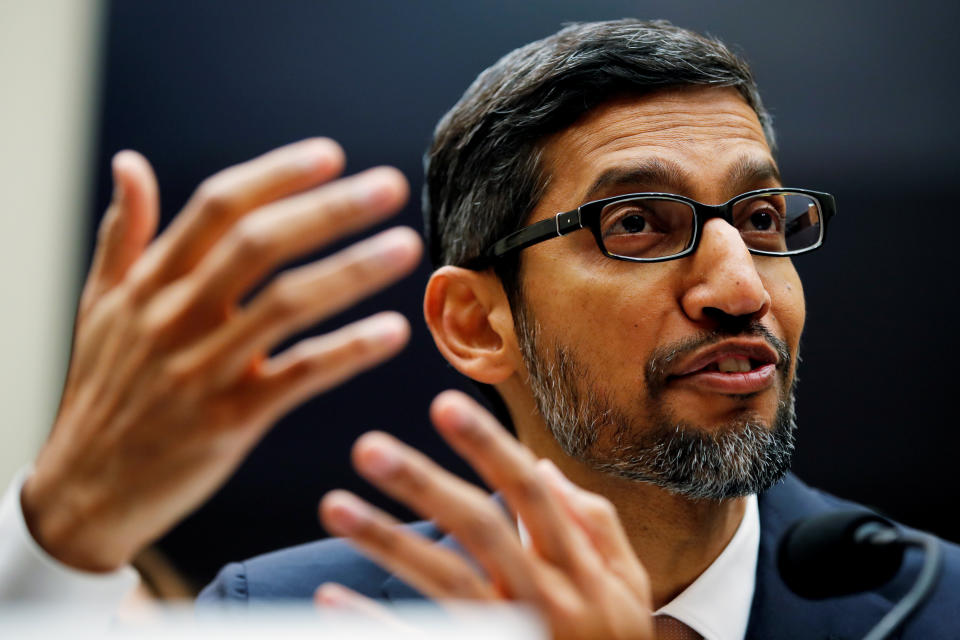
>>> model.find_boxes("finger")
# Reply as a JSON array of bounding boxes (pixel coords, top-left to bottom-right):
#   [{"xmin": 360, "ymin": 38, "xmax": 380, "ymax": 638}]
[
  {"xmin": 130, "ymin": 138, "xmax": 346, "ymax": 294},
  {"xmin": 429, "ymin": 390, "xmax": 601, "ymax": 579},
  {"xmin": 320, "ymin": 490, "xmax": 497, "ymax": 601},
  {"xmin": 81, "ymin": 150, "xmax": 159, "ymax": 314},
  {"xmin": 538, "ymin": 459, "xmax": 652, "ymax": 603},
  {"xmin": 350, "ymin": 432, "xmax": 543, "ymax": 601},
  {"xmin": 237, "ymin": 312, "xmax": 411, "ymax": 427},
  {"xmin": 189, "ymin": 166, "xmax": 411, "ymax": 309},
  {"xmin": 314, "ymin": 583, "xmax": 420, "ymax": 635},
  {"xmin": 189, "ymin": 226, "xmax": 421, "ymax": 385}
]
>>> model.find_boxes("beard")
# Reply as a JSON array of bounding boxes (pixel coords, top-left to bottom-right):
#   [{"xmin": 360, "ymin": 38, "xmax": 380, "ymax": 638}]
[{"xmin": 514, "ymin": 301, "xmax": 797, "ymax": 501}]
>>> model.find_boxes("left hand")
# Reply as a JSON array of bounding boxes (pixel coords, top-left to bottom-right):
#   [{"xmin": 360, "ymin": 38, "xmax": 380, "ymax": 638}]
[{"xmin": 319, "ymin": 390, "xmax": 654, "ymax": 640}]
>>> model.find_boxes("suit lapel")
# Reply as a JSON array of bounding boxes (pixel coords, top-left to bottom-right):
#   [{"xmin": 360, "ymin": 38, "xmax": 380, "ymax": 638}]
[{"xmin": 746, "ymin": 474, "xmax": 894, "ymax": 640}]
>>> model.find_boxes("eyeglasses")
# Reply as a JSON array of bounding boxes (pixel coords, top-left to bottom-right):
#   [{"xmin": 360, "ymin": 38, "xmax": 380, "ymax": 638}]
[{"xmin": 481, "ymin": 188, "xmax": 836, "ymax": 265}]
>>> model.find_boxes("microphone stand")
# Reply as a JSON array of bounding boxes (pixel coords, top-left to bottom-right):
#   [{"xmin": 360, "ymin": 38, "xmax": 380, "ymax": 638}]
[{"xmin": 856, "ymin": 526, "xmax": 943, "ymax": 640}]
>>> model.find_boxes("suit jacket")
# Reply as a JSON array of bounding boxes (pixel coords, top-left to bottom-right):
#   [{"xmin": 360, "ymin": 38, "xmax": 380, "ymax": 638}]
[{"xmin": 198, "ymin": 473, "xmax": 960, "ymax": 639}]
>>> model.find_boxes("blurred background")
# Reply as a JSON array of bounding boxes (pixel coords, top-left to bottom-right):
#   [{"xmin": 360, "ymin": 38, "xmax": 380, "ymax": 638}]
[{"xmin": 2, "ymin": 0, "xmax": 958, "ymax": 593}]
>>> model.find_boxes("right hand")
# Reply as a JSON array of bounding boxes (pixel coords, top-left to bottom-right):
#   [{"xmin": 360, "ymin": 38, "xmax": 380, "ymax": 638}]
[
  {"xmin": 20, "ymin": 139, "xmax": 422, "ymax": 572},
  {"xmin": 321, "ymin": 391, "xmax": 654, "ymax": 640}
]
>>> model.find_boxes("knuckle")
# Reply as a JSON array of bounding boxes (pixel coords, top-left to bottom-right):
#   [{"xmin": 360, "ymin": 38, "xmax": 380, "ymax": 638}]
[
  {"xmin": 194, "ymin": 177, "xmax": 239, "ymax": 221},
  {"xmin": 547, "ymin": 598, "xmax": 586, "ymax": 629},
  {"xmin": 229, "ymin": 218, "xmax": 273, "ymax": 263},
  {"xmin": 137, "ymin": 310, "xmax": 170, "ymax": 342},
  {"xmin": 261, "ymin": 274, "xmax": 303, "ymax": 321},
  {"xmin": 392, "ymin": 462, "xmax": 429, "ymax": 495},
  {"xmin": 282, "ymin": 344, "xmax": 320, "ymax": 377},
  {"xmin": 437, "ymin": 568, "xmax": 482, "ymax": 597},
  {"xmin": 458, "ymin": 507, "xmax": 507, "ymax": 544},
  {"xmin": 338, "ymin": 252, "xmax": 378, "ymax": 284},
  {"xmin": 505, "ymin": 468, "xmax": 547, "ymax": 504},
  {"xmin": 366, "ymin": 522, "xmax": 402, "ymax": 553},
  {"xmin": 320, "ymin": 197, "xmax": 355, "ymax": 229},
  {"xmin": 155, "ymin": 360, "xmax": 204, "ymax": 402},
  {"xmin": 338, "ymin": 333, "xmax": 377, "ymax": 364}
]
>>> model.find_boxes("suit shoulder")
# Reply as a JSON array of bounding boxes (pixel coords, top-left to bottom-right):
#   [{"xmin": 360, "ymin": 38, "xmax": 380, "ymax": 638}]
[
  {"xmin": 757, "ymin": 473, "xmax": 960, "ymax": 636},
  {"xmin": 198, "ymin": 520, "xmax": 441, "ymax": 603}
]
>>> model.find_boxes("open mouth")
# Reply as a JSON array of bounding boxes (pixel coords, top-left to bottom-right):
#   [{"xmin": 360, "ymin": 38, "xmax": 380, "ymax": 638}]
[
  {"xmin": 696, "ymin": 356, "xmax": 766, "ymax": 374},
  {"xmin": 667, "ymin": 342, "xmax": 780, "ymax": 394}
]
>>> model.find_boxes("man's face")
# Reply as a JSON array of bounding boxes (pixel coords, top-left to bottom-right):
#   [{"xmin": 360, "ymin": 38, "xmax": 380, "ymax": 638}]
[{"xmin": 512, "ymin": 87, "xmax": 805, "ymax": 498}]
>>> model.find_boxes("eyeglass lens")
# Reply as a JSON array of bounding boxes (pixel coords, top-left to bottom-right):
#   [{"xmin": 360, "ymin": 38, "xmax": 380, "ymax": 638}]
[{"xmin": 598, "ymin": 192, "xmax": 822, "ymax": 259}]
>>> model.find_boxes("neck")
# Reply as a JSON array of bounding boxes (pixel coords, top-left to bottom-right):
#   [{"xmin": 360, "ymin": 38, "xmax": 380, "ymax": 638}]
[{"xmin": 521, "ymin": 417, "xmax": 747, "ymax": 609}]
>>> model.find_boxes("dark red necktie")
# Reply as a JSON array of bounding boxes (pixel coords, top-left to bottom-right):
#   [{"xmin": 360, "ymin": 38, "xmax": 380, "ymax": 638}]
[{"xmin": 654, "ymin": 614, "xmax": 703, "ymax": 640}]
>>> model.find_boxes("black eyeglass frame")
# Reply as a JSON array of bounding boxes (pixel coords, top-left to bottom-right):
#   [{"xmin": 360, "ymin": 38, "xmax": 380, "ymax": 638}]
[{"xmin": 482, "ymin": 187, "xmax": 836, "ymax": 265}]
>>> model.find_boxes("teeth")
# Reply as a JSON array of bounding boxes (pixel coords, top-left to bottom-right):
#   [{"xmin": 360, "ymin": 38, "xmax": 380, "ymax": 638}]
[{"xmin": 717, "ymin": 357, "xmax": 751, "ymax": 373}]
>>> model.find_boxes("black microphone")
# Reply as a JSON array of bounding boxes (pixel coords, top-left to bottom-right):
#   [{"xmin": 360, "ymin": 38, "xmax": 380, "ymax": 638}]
[{"xmin": 778, "ymin": 510, "xmax": 943, "ymax": 640}]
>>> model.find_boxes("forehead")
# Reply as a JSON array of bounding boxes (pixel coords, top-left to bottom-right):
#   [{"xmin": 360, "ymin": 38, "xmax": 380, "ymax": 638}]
[{"xmin": 537, "ymin": 86, "xmax": 776, "ymax": 213}]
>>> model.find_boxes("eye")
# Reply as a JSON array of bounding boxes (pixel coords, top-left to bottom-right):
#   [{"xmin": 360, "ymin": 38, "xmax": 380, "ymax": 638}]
[
  {"xmin": 749, "ymin": 209, "xmax": 775, "ymax": 231},
  {"xmin": 619, "ymin": 214, "xmax": 647, "ymax": 234},
  {"xmin": 598, "ymin": 197, "xmax": 695, "ymax": 259},
  {"xmin": 737, "ymin": 198, "xmax": 785, "ymax": 233},
  {"xmin": 600, "ymin": 203, "xmax": 661, "ymax": 237}
]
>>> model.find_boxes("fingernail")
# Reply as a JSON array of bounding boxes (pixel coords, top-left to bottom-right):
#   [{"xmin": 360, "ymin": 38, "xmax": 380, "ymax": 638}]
[
  {"xmin": 358, "ymin": 171, "xmax": 400, "ymax": 211},
  {"xmin": 367, "ymin": 313, "xmax": 408, "ymax": 350},
  {"xmin": 360, "ymin": 437, "xmax": 402, "ymax": 479},
  {"xmin": 297, "ymin": 143, "xmax": 333, "ymax": 172},
  {"xmin": 446, "ymin": 411, "xmax": 472, "ymax": 434},
  {"xmin": 325, "ymin": 492, "xmax": 371, "ymax": 534},
  {"xmin": 442, "ymin": 403, "xmax": 477, "ymax": 435},
  {"xmin": 316, "ymin": 583, "xmax": 350, "ymax": 607},
  {"xmin": 375, "ymin": 231, "xmax": 418, "ymax": 268}
]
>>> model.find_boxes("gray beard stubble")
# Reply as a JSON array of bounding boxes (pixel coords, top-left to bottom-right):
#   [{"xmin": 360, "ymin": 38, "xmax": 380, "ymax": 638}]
[{"xmin": 514, "ymin": 302, "xmax": 797, "ymax": 501}]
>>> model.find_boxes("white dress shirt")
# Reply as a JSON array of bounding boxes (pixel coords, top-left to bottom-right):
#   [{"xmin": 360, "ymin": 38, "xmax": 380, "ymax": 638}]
[
  {"xmin": 0, "ymin": 466, "xmax": 138, "ymax": 617},
  {"xmin": 519, "ymin": 493, "xmax": 759, "ymax": 640},
  {"xmin": 655, "ymin": 494, "xmax": 759, "ymax": 640}
]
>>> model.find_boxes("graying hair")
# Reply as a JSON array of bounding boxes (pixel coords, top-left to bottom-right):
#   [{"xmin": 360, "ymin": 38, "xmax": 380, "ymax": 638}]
[
  {"xmin": 424, "ymin": 18, "xmax": 775, "ymax": 302},
  {"xmin": 423, "ymin": 19, "xmax": 778, "ymax": 433},
  {"xmin": 514, "ymin": 300, "xmax": 796, "ymax": 500}
]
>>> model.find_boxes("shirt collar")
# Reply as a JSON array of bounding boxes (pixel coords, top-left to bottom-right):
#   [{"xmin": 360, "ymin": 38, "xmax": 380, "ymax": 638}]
[
  {"xmin": 655, "ymin": 493, "xmax": 759, "ymax": 640},
  {"xmin": 517, "ymin": 493, "xmax": 759, "ymax": 640}
]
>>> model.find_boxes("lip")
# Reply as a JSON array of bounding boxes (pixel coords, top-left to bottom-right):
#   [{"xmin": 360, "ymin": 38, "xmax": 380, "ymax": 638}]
[{"xmin": 668, "ymin": 339, "xmax": 780, "ymax": 395}]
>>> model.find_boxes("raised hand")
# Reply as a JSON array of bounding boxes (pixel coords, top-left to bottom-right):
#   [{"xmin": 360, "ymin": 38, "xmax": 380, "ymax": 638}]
[
  {"xmin": 21, "ymin": 139, "xmax": 422, "ymax": 572},
  {"xmin": 320, "ymin": 390, "xmax": 654, "ymax": 640}
]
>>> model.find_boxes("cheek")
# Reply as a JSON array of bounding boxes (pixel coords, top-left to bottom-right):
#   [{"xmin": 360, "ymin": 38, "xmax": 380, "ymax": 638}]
[
  {"xmin": 763, "ymin": 262, "xmax": 806, "ymax": 350},
  {"xmin": 527, "ymin": 265, "xmax": 672, "ymax": 381}
]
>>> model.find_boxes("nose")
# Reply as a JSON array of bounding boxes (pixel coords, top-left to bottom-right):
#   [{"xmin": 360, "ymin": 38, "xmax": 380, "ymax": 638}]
[{"xmin": 680, "ymin": 218, "xmax": 771, "ymax": 326}]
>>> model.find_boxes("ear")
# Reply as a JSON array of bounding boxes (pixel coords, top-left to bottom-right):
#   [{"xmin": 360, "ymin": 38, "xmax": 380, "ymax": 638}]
[{"xmin": 423, "ymin": 266, "xmax": 518, "ymax": 384}]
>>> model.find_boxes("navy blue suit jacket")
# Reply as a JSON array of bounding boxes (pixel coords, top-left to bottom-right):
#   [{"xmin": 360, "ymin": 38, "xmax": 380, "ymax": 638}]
[{"xmin": 199, "ymin": 474, "xmax": 960, "ymax": 638}]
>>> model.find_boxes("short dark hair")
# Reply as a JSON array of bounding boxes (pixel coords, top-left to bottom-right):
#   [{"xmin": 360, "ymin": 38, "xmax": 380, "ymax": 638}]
[
  {"xmin": 423, "ymin": 19, "xmax": 775, "ymax": 429},
  {"xmin": 424, "ymin": 18, "xmax": 774, "ymax": 302}
]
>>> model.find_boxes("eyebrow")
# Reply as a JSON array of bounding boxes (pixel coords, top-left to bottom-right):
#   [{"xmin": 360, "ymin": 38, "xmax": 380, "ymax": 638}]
[
  {"xmin": 582, "ymin": 159, "xmax": 693, "ymax": 203},
  {"xmin": 580, "ymin": 154, "xmax": 783, "ymax": 204},
  {"xmin": 723, "ymin": 155, "xmax": 783, "ymax": 193}
]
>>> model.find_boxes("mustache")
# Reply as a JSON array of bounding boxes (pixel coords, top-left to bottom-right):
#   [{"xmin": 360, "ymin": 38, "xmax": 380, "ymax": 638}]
[{"xmin": 645, "ymin": 322, "xmax": 792, "ymax": 397}]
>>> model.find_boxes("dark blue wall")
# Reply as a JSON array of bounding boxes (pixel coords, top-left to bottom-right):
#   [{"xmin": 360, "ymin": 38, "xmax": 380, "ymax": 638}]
[{"xmin": 91, "ymin": 0, "xmax": 960, "ymax": 586}]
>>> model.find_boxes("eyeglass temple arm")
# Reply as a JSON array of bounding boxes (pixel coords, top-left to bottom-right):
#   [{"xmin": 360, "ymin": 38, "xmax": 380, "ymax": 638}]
[{"xmin": 488, "ymin": 210, "xmax": 583, "ymax": 259}]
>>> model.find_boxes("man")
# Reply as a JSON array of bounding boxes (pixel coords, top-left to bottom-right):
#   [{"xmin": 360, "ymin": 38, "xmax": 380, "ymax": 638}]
[
  {"xmin": 196, "ymin": 19, "xmax": 959, "ymax": 639},
  {"xmin": 2, "ymin": 17, "xmax": 957, "ymax": 640}
]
